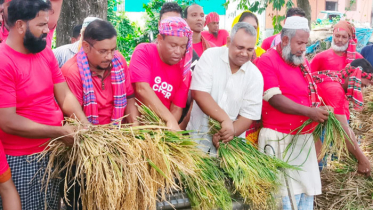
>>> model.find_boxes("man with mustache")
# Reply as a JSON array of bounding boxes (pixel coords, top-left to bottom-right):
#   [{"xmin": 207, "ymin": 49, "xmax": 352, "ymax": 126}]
[
  {"xmin": 129, "ymin": 17, "xmax": 192, "ymax": 130},
  {"xmin": 310, "ymin": 21, "xmax": 371, "ymax": 176},
  {"xmin": 184, "ymin": 4, "xmax": 215, "ymax": 57},
  {"xmin": 60, "ymin": 19, "xmax": 138, "ymax": 210},
  {"xmin": 0, "ymin": 0, "xmax": 89, "ymax": 209},
  {"xmin": 187, "ymin": 22, "xmax": 263, "ymax": 155},
  {"xmin": 1, "ymin": 0, "xmax": 62, "ymax": 47},
  {"xmin": 257, "ymin": 16, "xmax": 328, "ymax": 210},
  {"xmin": 201, "ymin": 12, "xmax": 229, "ymax": 47}
]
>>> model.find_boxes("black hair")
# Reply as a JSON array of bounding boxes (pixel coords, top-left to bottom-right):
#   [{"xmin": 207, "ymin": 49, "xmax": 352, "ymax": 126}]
[
  {"xmin": 286, "ymin": 7, "xmax": 306, "ymax": 18},
  {"xmin": 238, "ymin": 11, "xmax": 258, "ymax": 26},
  {"xmin": 83, "ymin": 19, "xmax": 117, "ymax": 43},
  {"xmin": 183, "ymin": 4, "xmax": 199, "ymax": 19},
  {"xmin": 160, "ymin": 2, "xmax": 182, "ymax": 20},
  {"xmin": 350, "ymin": 58, "xmax": 373, "ymax": 73},
  {"xmin": 72, "ymin": 24, "xmax": 82, "ymax": 38},
  {"xmin": 7, "ymin": 0, "xmax": 51, "ymax": 28},
  {"xmin": 0, "ymin": 0, "xmax": 4, "ymax": 5}
]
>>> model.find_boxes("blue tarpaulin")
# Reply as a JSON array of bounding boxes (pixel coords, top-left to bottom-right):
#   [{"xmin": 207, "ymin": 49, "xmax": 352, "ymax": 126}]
[{"xmin": 306, "ymin": 28, "xmax": 373, "ymax": 54}]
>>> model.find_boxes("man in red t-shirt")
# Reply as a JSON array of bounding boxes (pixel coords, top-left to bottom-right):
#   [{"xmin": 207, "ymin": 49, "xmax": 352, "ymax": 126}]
[
  {"xmin": 310, "ymin": 20, "xmax": 371, "ymax": 176},
  {"xmin": 62, "ymin": 19, "xmax": 138, "ymax": 126},
  {"xmin": 0, "ymin": 1, "xmax": 89, "ymax": 209},
  {"xmin": 130, "ymin": 17, "xmax": 192, "ymax": 130},
  {"xmin": 1, "ymin": 0, "xmax": 62, "ymax": 47},
  {"xmin": 201, "ymin": 12, "xmax": 229, "ymax": 47},
  {"xmin": 257, "ymin": 17, "xmax": 329, "ymax": 209},
  {"xmin": 61, "ymin": 19, "xmax": 137, "ymax": 210},
  {"xmin": 183, "ymin": 4, "xmax": 215, "ymax": 57}
]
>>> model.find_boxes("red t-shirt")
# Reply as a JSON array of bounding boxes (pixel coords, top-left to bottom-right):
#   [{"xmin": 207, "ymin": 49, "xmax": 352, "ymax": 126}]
[
  {"xmin": 61, "ymin": 53, "xmax": 134, "ymax": 125},
  {"xmin": 201, "ymin": 29, "xmax": 229, "ymax": 47},
  {"xmin": 0, "ymin": 44, "xmax": 65, "ymax": 156},
  {"xmin": 1, "ymin": 26, "xmax": 55, "ymax": 48},
  {"xmin": 129, "ymin": 43, "xmax": 189, "ymax": 109},
  {"xmin": 310, "ymin": 49, "xmax": 363, "ymax": 117},
  {"xmin": 261, "ymin": 34, "xmax": 278, "ymax": 51},
  {"xmin": 257, "ymin": 48, "xmax": 316, "ymax": 134}
]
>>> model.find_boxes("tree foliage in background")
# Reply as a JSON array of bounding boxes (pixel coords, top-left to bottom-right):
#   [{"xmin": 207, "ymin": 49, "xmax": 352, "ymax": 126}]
[
  {"xmin": 223, "ymin": 0, "xmax": 296, "ymax": 34},
  {"xmin": 107, "ymin": 0, "xmax": 196, "ymax": 62}
]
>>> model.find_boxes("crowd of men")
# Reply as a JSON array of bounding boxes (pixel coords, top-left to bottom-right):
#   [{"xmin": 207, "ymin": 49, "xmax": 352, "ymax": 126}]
[{"xmin": 0, "ymin": 0, "xmax": 373, "ymax": 210}]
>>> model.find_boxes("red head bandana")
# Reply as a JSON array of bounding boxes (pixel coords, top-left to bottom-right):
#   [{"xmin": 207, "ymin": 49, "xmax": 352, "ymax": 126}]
[
  {"xmin": 204, "ymin": 12, "xmax": 219, "ymax": 27},
  {"xmin": 333, "ymin": 21, "xmax": 357, "ymax": 63},
  {"xmin": 158, "ymin": 17, "xmax": 193, "ymax": 81}
]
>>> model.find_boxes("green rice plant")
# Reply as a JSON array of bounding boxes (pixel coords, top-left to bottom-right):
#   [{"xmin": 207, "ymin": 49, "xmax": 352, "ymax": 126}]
[{"xmin": 209, "ymin": 118, "xmax": 299, "ymax": 209}]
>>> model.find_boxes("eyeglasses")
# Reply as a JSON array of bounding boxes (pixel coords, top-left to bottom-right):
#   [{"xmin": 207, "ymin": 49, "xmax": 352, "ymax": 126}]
[{"xmin": 86, "ymin": 41, "xmax": 116, "ymax": 57}]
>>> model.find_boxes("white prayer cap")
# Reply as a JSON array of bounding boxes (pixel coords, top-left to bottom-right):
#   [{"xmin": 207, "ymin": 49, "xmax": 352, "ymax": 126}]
[
  {"xmin": 283, "ymin": 16, "xmax": 309, "ymax": 30},
  {"xmin": 82, "ymin": 17, "xmax": 102, "ymax": 28}
]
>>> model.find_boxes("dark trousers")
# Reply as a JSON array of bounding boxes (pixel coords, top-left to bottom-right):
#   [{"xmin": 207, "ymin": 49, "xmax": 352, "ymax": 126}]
[{"xmin": 59, "ymin": 165, "xmax": 83, "ymax": 210}]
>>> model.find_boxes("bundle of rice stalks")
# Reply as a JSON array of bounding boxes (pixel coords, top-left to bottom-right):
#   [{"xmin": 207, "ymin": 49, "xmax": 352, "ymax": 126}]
[
  {"xmin": 209, "ymin": 118, "xmax": 299, "ymax": 209},
  {"xmin": 179, "ymin": 157, "xmax": 232, "ymax": 210},
  {"xmin": 284, "ymin": 111, "xmax": 352, "ymax": 161},
  {"xmin": 39, "ymin": 106, "xmax": 214, "ymax": 210}
]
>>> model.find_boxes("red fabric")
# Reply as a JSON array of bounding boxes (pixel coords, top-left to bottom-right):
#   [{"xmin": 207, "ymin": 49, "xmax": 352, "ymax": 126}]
[
  {"xmin": 204, "ymin": 12, "xmax": 219, "ymax": 27},
  {"xmin": 334, "ymin": 21, "xmax": 355, "ymax": 39},
  {"xmin": 261, "ymin": 34, "xmax": 278, "ymax": 51},
  {"xmin": 201, "ymin": 29, "xmax": 229, "ymax": 47},
  {"xmin": 129, "ymin": 43, "xmax": 190, "ymax": 109},
  {"xmin": 310, "ymin": 49, "xmax": 363, "ymax": 117},
  {"xmin": 193, "ymin": 42, "xmax": 204, "ymax": 57},
  {"xmin": 257, "ymin": 47, "xmax": 317, "ymax": 134},
  {"xmin": 1, "ymin": 26, "xmax": 55, "ymax": 48},
  {"xmin": 0, "ymin": 141, "xmax": 10, "ymax": 183},
  {"xmin": 310, "ymin": 49, "xmax": 363, "ymax": 74},
  {"xmin": 0, "ymin": 44, "xmax": 65, "ymax": 156},
  {"xmin": 62, "ymin": 54, "xmax": 134, "ymax": 125}
]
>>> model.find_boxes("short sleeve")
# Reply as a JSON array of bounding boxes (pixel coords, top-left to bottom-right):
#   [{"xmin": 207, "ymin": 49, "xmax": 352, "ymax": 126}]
[
  {"xmin": 256, "ymin": 55, "xmax": 279, "ymax": 92},
  {"xmin": 118, "ymin": 52, "xmax": 134, "ymax": 96},
  {"xmin": 45, "ymin": 49, "xmax": 65, "ymax": 84},
  {"xmin": 61, "ymin": 58, "xmax": 83, "ymax": 105},
  {"xmin": 129, "ymin": 44, "xmax": 152, "ymax": 84},
  {"xmin": 239, "ymin": 68, "xmax": 264, "ymax": 120},
  {"xmin": 0, "ymin": 64, "xmax": 16, "ymax": 108},
  {"xmin": 172, "ymin": 71, "xmax": 191, "ymax": 108},
  {"xmin": 190, "ymin": 51, "xmax": 213, "ymax": 93}
]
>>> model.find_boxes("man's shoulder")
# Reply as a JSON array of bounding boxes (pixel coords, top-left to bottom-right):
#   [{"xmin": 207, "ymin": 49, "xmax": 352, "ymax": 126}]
[
  {"xmin": 61, "ymin": 55, "xmax": 79, "ymax": 78},
  {"xmin": 219, "ymin": 29, "xmax": 229, "ymax": 35},
  {"xmin": 314, "ymin": 48, "xmax": 333, "ymax": 59}
]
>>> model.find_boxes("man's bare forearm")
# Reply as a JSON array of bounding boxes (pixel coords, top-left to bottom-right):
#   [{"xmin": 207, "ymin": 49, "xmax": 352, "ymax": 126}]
[
  {"xmin": 233, "ymin": 116, "xmax": 253, "ymax": 137},
  {"xmin": 0, "ymin": 108, "xmax": 65, "ymax": 139}
]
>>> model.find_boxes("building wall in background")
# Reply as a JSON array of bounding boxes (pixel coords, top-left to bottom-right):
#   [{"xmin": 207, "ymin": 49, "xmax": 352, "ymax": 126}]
[{"xmin": 264, "ymin": 0, "xmax": 372, "ymax": 30}]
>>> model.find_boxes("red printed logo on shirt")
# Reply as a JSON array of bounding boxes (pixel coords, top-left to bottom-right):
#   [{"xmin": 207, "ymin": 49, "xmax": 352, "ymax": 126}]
[{"xmin": 153, "ymin": 76, "xmax": 173, "ymax": 99}]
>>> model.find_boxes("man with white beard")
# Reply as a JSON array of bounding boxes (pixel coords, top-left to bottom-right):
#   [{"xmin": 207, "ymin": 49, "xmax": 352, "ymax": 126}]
[
  {"xmin": 310, "ymin": 21, "xmax": 371, "ymax": 176},
  {"xmin": 256, "ymin": 16, "xmax": 329, "ymax": 210}
]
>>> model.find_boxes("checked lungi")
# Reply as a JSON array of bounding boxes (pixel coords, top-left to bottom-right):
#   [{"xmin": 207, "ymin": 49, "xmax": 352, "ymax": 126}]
[{"xmin": 0, "ymin": 153, "xmax": 60, "ymax": 210}]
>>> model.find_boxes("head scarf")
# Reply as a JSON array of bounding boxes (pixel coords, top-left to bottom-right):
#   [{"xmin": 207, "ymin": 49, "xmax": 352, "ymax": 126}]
[
  {"xmin": 333, "ymin": 20, "xmax": 357, "ymax": 63},
  {"xmin": 231, "ymin": 11, "xmax": 265, "ymax": 57},
  {"xmin": 158, "ymin": 17, "xmax": 193, "ymax": 80},
  {"xmin": 205, "ymin": 12, "xmax": 219, "ymax": 27}
]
